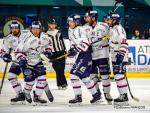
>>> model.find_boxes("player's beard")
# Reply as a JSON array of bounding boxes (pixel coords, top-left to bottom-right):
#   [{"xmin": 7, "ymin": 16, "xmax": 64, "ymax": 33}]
[
  {"xmin": 12, "ymin": 31, "xmax": 20, "ymax": 37},
  {"xmin": 89, "ymin": 20, "xmax": 94, "ymax": 26}
]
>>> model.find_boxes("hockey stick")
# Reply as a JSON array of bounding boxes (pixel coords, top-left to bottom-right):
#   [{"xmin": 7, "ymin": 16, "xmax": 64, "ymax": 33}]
[
  {"xmin": 112, "ymin": 0, "xmax": 124, "ymax": 12},
  {"xmin": 125, "ymin": 75, "xmax": 140, "ymax": 102},
  {"xmin": 125, "ymin": 62, "xmax": 140, "ymax": 102},
  {"xmin": 10, "ymin": 59, "xmax": 43, "ymax": 72},
  {"xmin": 40, "ymin": 53, "xmax": 68, "ymax": 63},
  {"xmin": 0, "ymin": 48, "xmax": 11, "ymax": 94},
  {"xmin": 91, "ymin": 34, "xmax": 112, "ymax": 44},
  {"xmin": 0, "ymin": 56, "xmax": 41, "ymax": 72},
  {"xmin": 43, "ymin": 34, "xmax": 112, "ymax": 63},
  {"xmin": 50, "ymin": 53, "xmax": 68, "ymax": 62},
  {"xmin": 108, "ymin": 0, "xmax": 124, "ymax": 15}
]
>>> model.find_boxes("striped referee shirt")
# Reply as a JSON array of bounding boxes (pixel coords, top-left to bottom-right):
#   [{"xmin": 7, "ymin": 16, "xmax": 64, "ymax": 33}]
[{"xmin": 46, "ymin": 29, "xmax": 66, "ymax": 52}]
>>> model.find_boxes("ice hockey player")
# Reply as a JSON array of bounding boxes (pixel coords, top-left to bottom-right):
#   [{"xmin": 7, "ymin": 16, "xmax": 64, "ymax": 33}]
[
  {"xmin": 67, "ymin": 14, "xmax": 101, "ymax": 105},
  {"xmin": 14, "ymin": 21, "xmax": 49, "ymax": 105},
  {"xmin": 32, "ymin": 21, "xmax": 54, "ymax": 103},
  {"xmin": 107, "ymin": 13, "xmax": 129, "ymax": 105},
  {"xmin": 0, "ymin": 21, "xmax": 26, "ymax": 104},
  {"xmin": 84, "ymin": 10, "xmax": 113, "ymax": 104}
]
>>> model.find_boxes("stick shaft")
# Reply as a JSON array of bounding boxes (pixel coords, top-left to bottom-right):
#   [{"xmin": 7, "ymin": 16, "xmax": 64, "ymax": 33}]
[{"xmin": 0, "ymin": 48, "xmax": 11, "ymax": 94}]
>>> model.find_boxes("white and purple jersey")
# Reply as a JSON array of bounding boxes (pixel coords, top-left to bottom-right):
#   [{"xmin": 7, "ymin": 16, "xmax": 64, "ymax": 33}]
[
  {"xmin": 84, "ymin": 22, "xmax": 110, "ymax": 60},
  {"xmin": 15, "ymin": 30, "xmax": 42, "ymax": 65},
  {"xmin": 109, "ymin": 24, "xmax": 128, "ymax": 62},
  {"xmin": 68, "ymin": 26, "xmax": 90, "ymax": 55}
]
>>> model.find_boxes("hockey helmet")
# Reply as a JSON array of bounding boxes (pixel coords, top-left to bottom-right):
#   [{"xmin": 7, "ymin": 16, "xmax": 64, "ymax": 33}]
[
  {"xmin": 31, "ymin": 21, "xmax": 42, "ymax": 29},
  {"xmin": 108, "ymin": 13, "xmax": 121, "ymax": 22},
  {"xmin": 85, "ymin": 10, "xmax": 98, "ymax": 20},
  {"xmin": 67, "ymin": 14, "xmax": 81, "ymax": 25},
  {"xmin": 47, "ymin": 18, "xmax": 57, "ymax": 24},
  {"xmin": 9, "ymin": 21, "xmax": 20, "ymax": 29}
]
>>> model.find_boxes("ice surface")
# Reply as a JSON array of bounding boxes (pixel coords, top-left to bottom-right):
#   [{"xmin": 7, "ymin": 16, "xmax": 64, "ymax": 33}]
[{"xmin": 0, "ymin": 78, "xmax": 150, "ymax": 113}]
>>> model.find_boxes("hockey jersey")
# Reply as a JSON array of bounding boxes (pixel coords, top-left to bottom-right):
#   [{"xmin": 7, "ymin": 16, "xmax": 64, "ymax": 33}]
[
  {"xmin": 40, "ymin": 32, "xmax": 52, "ymax": 52},
  {"xmin": 0, "ymin": 34, "xmax": 19, "ymax": 56},
  {"xmin": 68, "ymin": 26, "xmax": 90, "ymax": 54},
  {"xmin": 84, "ymin": 22, "xmax": 110, "ymax": 60},
  {"xmin": 0, "ymin": 30, "xmax": 30, "ymax": 56},
  {"xmin": 15, "ymin": 30, "xmax": 42, "ymax": 65},
  {"xmin": 109, "ymin": 24, "xmax": 128, "ymax": 62}
]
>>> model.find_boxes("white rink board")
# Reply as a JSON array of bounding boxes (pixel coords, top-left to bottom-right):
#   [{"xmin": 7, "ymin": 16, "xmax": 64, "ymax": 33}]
[
  {"xmin": 0, "ymin": 39, "xmax": 150, "ymax": 73},
  {"xmin": 127, "ymin": 40, "xmax": 150, "ymax": 72}
]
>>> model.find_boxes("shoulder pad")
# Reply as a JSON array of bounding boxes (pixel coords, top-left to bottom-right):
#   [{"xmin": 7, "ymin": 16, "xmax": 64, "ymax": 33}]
[
  {"xmin": 21, "ymin": 30, "xmax": 30, "ymax": 34},
  {"xmin": 4, "ymin": 34, "xmax": 16, "ymax": 41},
  {"xmin": 5, "ymin": 34, "xmax": 13, "ymax": 38},
  {"xmin": 114, "ymin": 25, "xmax": 122, "ymax": 31},
  {"xmin": 41, "ymin": 32, "xmax": 47, "ymax": 35},
  {"xmin": 40, "ymin": 32, "xmax": 49, "ymax": 39},
  {"xmin": 30, "ymin": 38, "xmax": 38, "ymax": 44},
  {"xmin": 99, "ymin": 22, "xmax": 109, "ymax": 28}
]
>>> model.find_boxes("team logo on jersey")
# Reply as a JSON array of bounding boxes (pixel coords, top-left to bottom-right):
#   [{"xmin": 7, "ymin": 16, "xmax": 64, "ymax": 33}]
[
  {"xmin": 91, "ymin": 31, "xmax": 95, "ymax": 35},
  {"xmin": 23, "ymin": 69, "xmax": 32, "ymax": 78}
]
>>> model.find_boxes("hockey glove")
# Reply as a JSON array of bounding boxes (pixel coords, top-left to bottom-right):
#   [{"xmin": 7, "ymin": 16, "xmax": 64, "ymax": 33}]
[
  {"xmin": 19, "ymin": 59, "xmax": 28, "ymax": 69},
  {"xmin": 3, "ymin": 53, "xmax": 12, "ymax": 63},
  {"xmin": 116, "ymin": 52, "xmax": 124, "ymax": 65},
  {"xmin": 88, "ymin": 46, "xmax": 93, "ymax": 53},
  {"xmin": 67, "ymin": 48, "xmax": 78, "ymax": 57},
  {"xmin": 44, "ymin": 51, "xmax": 53, "ymax": 59}
]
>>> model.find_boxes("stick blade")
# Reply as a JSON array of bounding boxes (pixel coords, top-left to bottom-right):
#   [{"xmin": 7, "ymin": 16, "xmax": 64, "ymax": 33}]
[{"xmin": 133, "ymin": 97, "xmax": 140, "ymax": 102}]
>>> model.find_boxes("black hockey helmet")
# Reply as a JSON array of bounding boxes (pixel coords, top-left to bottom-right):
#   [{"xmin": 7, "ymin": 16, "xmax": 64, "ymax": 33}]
[
  {"xmin": 108, "ymin": 13, "xmax": 121, "ymax": 23},
  {"xmin": 31, "ymin": 21, "xmax": 42, "ymax": 29},
  {"xmin": 67, "ymin": 14, "xmax": 81, "ymax": 25},
  {"xmin": 47, "ymin": 18, "xmax": 57, "ymax": 24},
  {"xmin": 85, "ymin": 10, "xmax": 98, "ymax": 21},
  {"xmin": 9, "ymin": 21, "xmax": 20, "ymax": 29}
]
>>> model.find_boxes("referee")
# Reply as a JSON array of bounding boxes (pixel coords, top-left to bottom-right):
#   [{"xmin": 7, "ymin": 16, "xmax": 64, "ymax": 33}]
[{"xmin": 47, "ymin": 18, "xmax": 68, "ymax": 90}]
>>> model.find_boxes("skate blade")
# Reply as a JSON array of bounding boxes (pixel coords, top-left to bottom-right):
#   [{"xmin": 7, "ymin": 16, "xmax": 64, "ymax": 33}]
[
  {"xmin": 33, "ymin": 102, "xmax": 48, "ymax": 106},
  {"xmin": 10, "ymin": 101, "xmax": 26, "ymax": 105},
  {"xmin": 61, "ymin": 87, "xmax": 67, "ymax": 90},
  {"xmin": 91, "ymin": 99, "xmax": 103, "ymax": 105},
  {"xmin": 113, "ymin": 101, "xmax": 129, "ymax": 106},
  {"xmin": 69, "ymin": 102, "xmax": 82, "ymax": 107},
  {"xmin": 58, "ymin": 88, "xmax": 67, "ymax": 90}
]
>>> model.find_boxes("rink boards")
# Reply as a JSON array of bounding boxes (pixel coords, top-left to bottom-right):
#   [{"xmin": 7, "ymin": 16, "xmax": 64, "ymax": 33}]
[
  {"xmin": 0, "ymin": 39, "xmax": 150, "ymax": 78},
  {"xmin": 0, "ymin": 72, "xmax": 150, "ymax": 78}
]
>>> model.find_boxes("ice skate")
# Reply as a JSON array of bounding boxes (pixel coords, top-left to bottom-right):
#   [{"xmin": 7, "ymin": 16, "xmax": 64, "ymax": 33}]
[
  {"xmin": 10, "ymin": 93, "xmax": 25, "ymax": 105},
  {"xmin": 104, "ymin": 93, "xmax": 113, "ymax": 105},
  {"xmin": 114, "ymin": 93, "xmax": 129, "ymax": 106},
  {"xmin": 90, "ymin": 92, "xmax": 103, "ymax": 104},
  {"xmin": 24, "ymin": 92, "xmax": 32, "ymax": 104},
  {"xmin": 69, "ymin": 95, "xmax": 82, "ymax": 106},
  {"xmin": 33, "ymin": 91, "xmax": 47, "ymax": 106}
]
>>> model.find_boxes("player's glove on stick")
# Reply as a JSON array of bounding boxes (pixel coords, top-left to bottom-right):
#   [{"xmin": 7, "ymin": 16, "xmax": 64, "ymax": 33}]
[
  {"xmin": 68, "ymin": 48, "xmax": 78, "ymax": 57},
  {"xmin": 116, "ymin": 52, "xmax": 124, "ymax": 65},
  {"xmin": 3, "ymin": 53, "xmax": 12, "ymax": 63},
  {"xmin": 19, "ymin": 59, "xmax": 28, "ymax": 69},
  {"xmin": 44, "ymin": 51, "xmax": 53, "ymax": 59}
]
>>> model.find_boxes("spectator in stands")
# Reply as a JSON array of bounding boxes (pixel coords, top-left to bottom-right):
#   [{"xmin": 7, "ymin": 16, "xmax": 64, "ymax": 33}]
[
  {"xmin": 144, "ymin": 28, "xmax": 150, "ymax": 39},
  {"xmin": 131, "ymin": 29, "xmax": 144, "ymax": 40}
]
